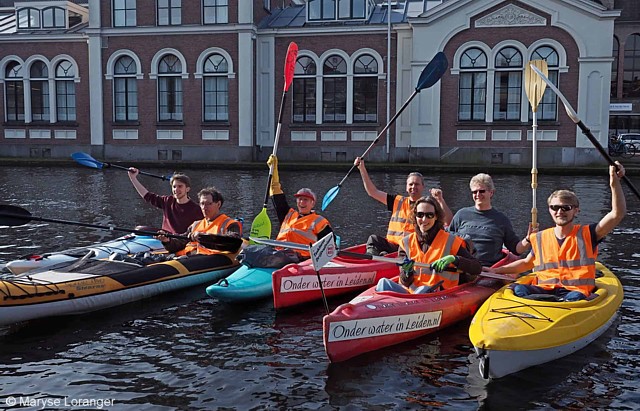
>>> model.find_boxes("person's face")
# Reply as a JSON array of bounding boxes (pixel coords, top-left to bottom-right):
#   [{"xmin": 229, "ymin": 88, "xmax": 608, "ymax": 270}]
[
  {"xmin": 415, "ymin": 202, "xmax": 437, "ymax": 235},
  {"xmin": 470, "ymin": 183, "xmax": 493, "ymax": 209},
  {"xmin": 296, "ymin": 196, "xmax": 314, "ymax": 214},
  {"xmin": 548, "ymin": 199, "xmax": 579, "ymax": 227},
  {"xmin": 199, "ymin": 194, "xmax": 221, "ymax": 219},
  {"xmin": 406, "ymin": 176, "xmax": 424, "ymax": 198},
  {"xmin": 172, "ymin": 180, "xmax": 189, "ymax": 200}
]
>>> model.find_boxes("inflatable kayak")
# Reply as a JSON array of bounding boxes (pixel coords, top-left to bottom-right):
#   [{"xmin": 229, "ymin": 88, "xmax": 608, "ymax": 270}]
[
  {"xmin": 272, "ymin": 244, "xmax": 399, "ymax": 310},
  {"xmin": 4, "ymin": 233, "xmax": 163, "ymax": 275},
  {"xmin": 0, "ymin": 253, "xmax": 239, "ymax": 326},
  {"xmin": 205, "ymin": 264, "xmax": 276, "ymax": 302},
  {"xmin": 469, "ymin": 262, "xmax": 623, "ymax": 379}
]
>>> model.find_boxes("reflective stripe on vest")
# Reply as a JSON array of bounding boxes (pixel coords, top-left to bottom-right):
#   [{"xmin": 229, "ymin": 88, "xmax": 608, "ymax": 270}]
[
  {"xmin": 178, "ymin": 214, "xmax": 241, "ymax": 256},
  {"xmin": 386, "ymin": 196, "xmax": 415, "ymax": 245},
  {"xmin": 276, "ymin": 209, "xmax": 330, "ymax": 257}
]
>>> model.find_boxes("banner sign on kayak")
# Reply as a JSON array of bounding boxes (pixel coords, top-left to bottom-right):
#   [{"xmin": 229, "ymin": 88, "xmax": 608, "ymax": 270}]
[
  {"xmin": 278, "ymin": 271, "xmax": 378, "ymax": 293},
  {"xmin": 310, "ymin": 233, "xmax": 336, "ymax": 272},
  {"xmin": 327, "ymin": 311, "xmax": 443, "ymax": 342}
]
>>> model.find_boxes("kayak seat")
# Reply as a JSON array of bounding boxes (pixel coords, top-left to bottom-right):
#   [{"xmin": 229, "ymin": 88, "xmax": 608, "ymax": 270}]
[{"xmin": 521, "ymin": 293, "xmax": 564, "ymax": 302}]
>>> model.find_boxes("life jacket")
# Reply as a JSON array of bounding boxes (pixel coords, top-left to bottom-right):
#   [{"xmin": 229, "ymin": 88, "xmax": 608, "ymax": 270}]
[
  {"xmin": 177, "ymin": 214, "xmax": 242, "ymax": 256},
  {"xmin": 530, "ymin": 224, "xmax": 597, "ymax": 296},
  {"xmin": 386, "ymin": 195, "xmax": 415, "ymax": 245},
  {"xmin": 400, "ymin": 230, "xmax": 464, "ymax": 292},
  {"xmin": 276, "ymin": 209, "xmax": 330, "ymax": 258}
]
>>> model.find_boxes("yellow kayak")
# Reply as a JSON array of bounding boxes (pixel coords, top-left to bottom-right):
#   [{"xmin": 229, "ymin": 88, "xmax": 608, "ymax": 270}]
[{"xmin": 469, "ymin": 262, "xmax": 623, "ymax": 379}]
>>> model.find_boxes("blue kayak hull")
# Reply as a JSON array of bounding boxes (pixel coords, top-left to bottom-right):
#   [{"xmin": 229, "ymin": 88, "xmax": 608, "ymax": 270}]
[{"xmin": 205, "ymin": 264, "xmax": 276, "ymax": 302}]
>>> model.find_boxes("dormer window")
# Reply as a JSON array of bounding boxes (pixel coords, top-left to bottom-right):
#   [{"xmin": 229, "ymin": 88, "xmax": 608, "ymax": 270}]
[
  {"xmin": 308, "ymin": 0, "xmax": 375, "ymax": 22},
  {"xmin": 14, "ymin": 2, "xmax": 88, "ymax": 31},
  {"xmin": 43, "ymin": 7, "xmax": 66, "ymax": 29},
  {"xmin": 17, "ymin": 7, "xmax": 40, "ymax": 29}
]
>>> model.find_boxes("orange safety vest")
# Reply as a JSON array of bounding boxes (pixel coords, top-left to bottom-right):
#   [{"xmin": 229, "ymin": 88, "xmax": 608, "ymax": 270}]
[
  {"xmin": 276, "ymin": 209, "xmax": 330, "ymax": 258},
  {"xmin": 400, "ymin": 230, "xmax": 464, "ymax": 292},
  {"xmin": 177, "ymin": 214, "xmax": 242, "ymax": 256},
  {"xmin": 386, "ymin": 195, "xmax": 415, "ymax": 245},
  {"xmin": 530, "ymin": 224, "xmax": 597, "ymax": 296}
]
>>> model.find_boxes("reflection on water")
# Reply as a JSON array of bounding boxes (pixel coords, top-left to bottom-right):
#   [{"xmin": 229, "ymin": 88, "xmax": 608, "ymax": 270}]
[{"xmin": 0, "ymin": 165, "xmax": 639, "ymax": 409}]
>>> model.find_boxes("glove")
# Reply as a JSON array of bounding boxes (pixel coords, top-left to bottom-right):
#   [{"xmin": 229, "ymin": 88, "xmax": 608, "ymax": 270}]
[
  {"xmin": 431, "ymin": 255, "xmax": 457, "ymax": 273},
  {"xmin": 398, "ymin": 257, "xmax": 415, "ymax": 286},
  {"xmin": 267, "ymin": 154, "xmax": 279, "ymax": 184}
]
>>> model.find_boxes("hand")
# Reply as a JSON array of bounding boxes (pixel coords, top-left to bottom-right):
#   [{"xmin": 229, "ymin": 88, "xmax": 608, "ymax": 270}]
[
  {"xmin": 155, "ymin": 230, "xmax": 169, "ymax": 243},
  {"xmin": 128, "ymin": 167, "xmax": 139, "ymax": 179},
  {"xmin": 397, "ymin": 257, "xmax": 415, "ymax": 286},
  {"xmin": 267, "ymin": 154, "xmax": 279, "ymax": 184},
  {"xmin": 611, "ymin": 161, "xmax": 625, "ymax": 180},
  {"xmin": 430, "ymin": 188, "xmax": 443, "ymax": 200},
  {"xmin": 354, "ymin": 156, "xmax": 363, "ymax": 168},
  {"xmin": 398, "ymin": 257, "xmax": 415, "ymax": 273},
  {"xmin": 432, "ymin": 255, "xmax": 457, "ymax": 272}
]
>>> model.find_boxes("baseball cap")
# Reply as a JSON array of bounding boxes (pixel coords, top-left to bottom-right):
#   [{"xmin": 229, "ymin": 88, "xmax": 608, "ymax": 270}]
[{"xmin": 294, "ymin": 188, "xmax": 316, "ymax": 202}]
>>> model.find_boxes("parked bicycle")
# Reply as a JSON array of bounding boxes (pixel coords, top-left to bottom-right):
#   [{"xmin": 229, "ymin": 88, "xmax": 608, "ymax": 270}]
[{"xmin": 608, "ymin": 137, "xmax": 636, "ymax": 158}]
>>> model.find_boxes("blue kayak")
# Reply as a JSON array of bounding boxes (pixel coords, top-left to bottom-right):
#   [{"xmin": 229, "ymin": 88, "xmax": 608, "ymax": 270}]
[{"xmin": 205, "ymin": 264, "xmax": 276, "ymax": 302}]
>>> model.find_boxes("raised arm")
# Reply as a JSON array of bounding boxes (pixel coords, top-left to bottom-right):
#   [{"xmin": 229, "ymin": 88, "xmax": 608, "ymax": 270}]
[
  {"xmin": 430, "ymin": 188, "xmax": 453, "ymax": 226},
  {"xmin": 354, "ymin": 157, "xmax": 387, "ymax": 204},
  {"xmin": 595, "ymin": 162, "xmax": 627, "ymax": 240},
  {"xmin": 128, "ymin": 167, "xmax": 149, "ymax": 199}
]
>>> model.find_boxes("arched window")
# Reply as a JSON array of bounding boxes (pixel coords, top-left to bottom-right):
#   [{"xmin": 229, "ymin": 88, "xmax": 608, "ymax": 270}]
[
  {"xmin": 30, "ymin": 61, "xmax": 50, "ymax": 121},
  {"xmin": 493, "ymin": 47, "xmax": 522, "ymax": 121},
  {"xmin": 5, "ymin": 61, "xmax": 24, "ymax": 122},
  {"xmin": 158, "ymin": 54, "xmax": 182, "ymax": 121},
  {"xmin": 114, "ymin": 56, "xmax": 138, "ymax": 121},
  {"xmin": 17, "ymin": 8, "xmax": 40, "ymax": 29},
  {"xmin": 293, "ymin": 56, "xmax": 317, "ymax": 123},
  {"xmin": 323, "ymin": 55, "xmax": 347, "ymax": 123},
  {"xmin": 612, "ymin": 36, "xmax": 619, "ymax": 98},
  {"xmin": 43, "ymin": 6, "xmax": 66, "ymax": 28},
  {"xmin": 623, "ymin": 34, "xmax": 640, "ymax": 98},
  {"xmin": 55, "ymin": 60, "xmax": 75, "ymax": 121},
  {"xmin": 353, "ymin": 54, "xmax": 378, "ymax": 123},
  {"xmin": 458, "ymin": 48, "xmax": 487, "ymax": 121},
  {"xmin": 202, "ymin": 53, "xmax": 228, "ymax": 121},
  {"xmin": 530, "ymin": 46, "xmax": 559, "ymax": 121}
]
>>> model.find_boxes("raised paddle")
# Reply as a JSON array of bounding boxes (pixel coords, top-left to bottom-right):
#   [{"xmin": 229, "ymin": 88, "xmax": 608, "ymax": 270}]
[
  {"xmin": 529, "ymin": 64, "xmax": 640, "ymax": 200},
  {"xmin": 321, "ymin": 51, "xmax": 449, "ymax": 211},
  {"xmin": 0, "ymin": 204, "xmax": 243, "ymax": 253},
  {"xmin": 250, "ymin": 42, "xmax": 299, "ymax": 241},
  {"xmin": 524, "ymin": 60, "xmax": 548, "ymax": 230},
  {"xmin": 71, "ymin": 152, "xmax": 172, "ymax": 181}
]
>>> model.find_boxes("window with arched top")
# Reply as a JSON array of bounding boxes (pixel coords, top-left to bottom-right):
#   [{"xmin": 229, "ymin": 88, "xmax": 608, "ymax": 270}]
[
  {"xmin": 622, "ymin": 34, "xmax": 640, "ymax": 98},
  {"xmin": 493, "ymin": 47, "xmax": 522, "ymax": 121},
  {"xmin": 612, "ymin": 36, "xmax": 619, "ymax": 98},
  {"xmin": 43, "ymin": 6, "xmax": 66, "ymax": 28},
  {"xmin": 353, "ymin": 54, "xmax": 378, "ymax": 123},
  {"xmin": 113, "ymin": 56, "xmax": 138, "ymax": 121},
  {"xmin": 5, "ymin": 61, "xmax": 24, "ymax": 121},
  {"xmin": 157, "ymin": 55, "xmax": 183, "ymax": 121},
  {"xmin": 17, "ymin": 8, "xmax": 40, "ymax": 29},
  {"xmin": 323, "ymin": 55, "xmax": 347, "ymax": 123},
  {"xmin": 530, "ymin": 46, "xmax": 559, "ymax": 121},
  {"xmin": 293, "ymin": 56, "xmax": 317, "ymax": 123},
  {"xmin": 30, "ymin": 61, "xmax": 50, "ymax": 121},
  {"xmin": 202, "ymin": 53, "xmax": 228, "ymax": 121},
  {"xmin": 55, "ymin": 60, "xmax": 76, "ymax": 121},
  {"xmin": 458, "ymin": 47, "xmax": 487, "ymax": 121}
]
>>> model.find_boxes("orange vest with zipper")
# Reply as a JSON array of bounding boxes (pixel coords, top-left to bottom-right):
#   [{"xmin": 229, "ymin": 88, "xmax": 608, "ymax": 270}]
[
  {"xmin": 177, "ymin": 214, "xmax": 241, "ymax": 256},
  {"xmin": 276, "ymin": 209, "xmax": 330, "ymax": 258},
  {"xmin": 400, "ymin": 230, "xmax": 464, "ymax": 292},
  {"xmin": 530, "ymin": 224, "xmax": 597, "ymax": 296},
  {"xmin": 386, "ymin": 195, "xmax": 415, "ymax": 245}
]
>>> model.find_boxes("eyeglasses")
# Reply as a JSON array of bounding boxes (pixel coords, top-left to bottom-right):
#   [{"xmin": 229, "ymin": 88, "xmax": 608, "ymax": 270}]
[
  {"xmin": 415, "ymin": 211, "xmax": 436, "ymax": 219},
  {"xmin": 471, "ymin": 189, "xmax": 486, "ymax": 195},
  {"xmin": 199, "ymin": 201, "xmax": 214, "ymax": 207},
  {"xmin": 549, "ymin": 204, "xmax": 576, "ymax": 212}
]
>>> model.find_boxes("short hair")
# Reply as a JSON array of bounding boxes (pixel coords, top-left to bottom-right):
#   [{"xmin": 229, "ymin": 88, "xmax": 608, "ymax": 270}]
[
  {"xmin": 170, "ymin": 173, "xmax": 191, "ymax": 188},
  {"xmin": 411, "ymin": 196, "xmax": 445, "ymax": 231},
  {"xmin": 469, "ymin": 173, "xmax": 495, "ymax": 191},
  {"xmin": 198, "ymin": 187, "xmax": 224, "ymax": 206},
  {"xmin": 547, "ymin": 189, "xmax": 579, "ymax": 207},
  {"xmin": 407, "ymin": 171, "xmax": 424, "ymax": 185}
]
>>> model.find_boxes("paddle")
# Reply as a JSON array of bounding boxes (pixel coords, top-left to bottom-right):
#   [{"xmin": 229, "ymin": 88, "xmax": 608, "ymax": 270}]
[
  {"xmin": 71, "ymin": 152, "xmax": 171, "ymax": 181},
  {"xmin": 250, "ymin": 42, "xmax": 299, "ymax": 241},
  {"xmin": 524, "ymin": 60, "xmax": 548, "ymax": 230},
  {"xmin": 529, "ymin": 64, "xmax": 640, "ymax": 200},
  {"xmin": 321, "ymin": 51, "xmax": 449, "ymax": 211},
  {"xmin": 0, "ymin": 204, "xmax": 243, "ymax": 253}
]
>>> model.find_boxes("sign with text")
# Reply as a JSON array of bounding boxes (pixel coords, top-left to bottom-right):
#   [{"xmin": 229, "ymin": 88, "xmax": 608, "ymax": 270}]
[
  {"xmin": 278, "ymin": 271, "xmax": 378, "ymax": 293},
  {"xmin": 327, "ymin": 311, "xmax": 443, "ymax": 342},
  {"xmin": 310, "ymin": 233, "xmax": 336, "ymax": 271}
]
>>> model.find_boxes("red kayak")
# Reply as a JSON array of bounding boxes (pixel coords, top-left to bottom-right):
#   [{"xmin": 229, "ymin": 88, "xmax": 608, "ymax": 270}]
[
  {"xmin": 322, "ymin": 253, "xmax": 517, "ymax": 362},
  {"xmin": 272, "ymin": 244, "xmax": 400, "ymax": 310}
]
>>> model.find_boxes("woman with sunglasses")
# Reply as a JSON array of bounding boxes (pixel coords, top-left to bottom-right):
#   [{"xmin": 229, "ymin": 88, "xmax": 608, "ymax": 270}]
[
  {"xmin": 448, "ymin": 173, "xmax": 532, "ymax": 266},
  {"xmin": 376, "ymin": 196, "xmax": 481, "ymax": 293}
]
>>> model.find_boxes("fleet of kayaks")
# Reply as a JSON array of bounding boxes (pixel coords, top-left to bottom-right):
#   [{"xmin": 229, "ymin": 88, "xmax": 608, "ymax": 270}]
[
  {"xmin": 0, "ymin": 252, "xmax": 239, "ymax": 326},
  {"xmin": 468, "ymin": 262, "xmax": 623, "ymax": 379},
  {"xmin": 3, "ymin": 233, "xmax": 163, "ymax": 275}
]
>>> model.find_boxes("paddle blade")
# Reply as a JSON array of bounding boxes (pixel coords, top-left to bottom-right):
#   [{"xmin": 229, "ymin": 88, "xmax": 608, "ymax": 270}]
[
  {"xmin": 283, "ymin": 42, "xmax": 298, "ymax": 92},
  {"xmin": 525, "ymin": 60, "xmax": 548, "ymax": 113},
  {"xmin": 198, "ymin": 233, "xmax": 244, "ymax": 253},
  {"xmin": 321, "ymin": 185, "xmax": 340, "ymax": 211},
  {"xmin": 416, "ymin": 51, "xmax": 449, "ymax": 92},
  {"xmin": 0, "ymin": 204, "xmax": 32, "ymax": 227},
  {"xmin": 249, "ymin": 207, "xmax": 272, "ymax": 242},
  {"xmin": 71, "ymin": 152, "xmax": 104, "ymax": 170}
]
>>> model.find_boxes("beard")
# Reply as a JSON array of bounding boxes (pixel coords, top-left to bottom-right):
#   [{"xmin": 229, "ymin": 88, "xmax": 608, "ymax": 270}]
[{"xmin": 554, "ymin": 214, "xmax": 575, "ymax": 226}]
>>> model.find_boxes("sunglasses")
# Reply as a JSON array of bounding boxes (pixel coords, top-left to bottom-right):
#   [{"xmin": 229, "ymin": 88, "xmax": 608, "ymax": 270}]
[
  {"xmin": 471, "ymin": 189, "xmax": 486, "ymax": 195},
  {"xmin": 415, "ymin": 211, "xmax": 436, "ymax": 219},
  {"xmin": 549, "ymin": 204, "xmax": 576, "ymax": 212}
]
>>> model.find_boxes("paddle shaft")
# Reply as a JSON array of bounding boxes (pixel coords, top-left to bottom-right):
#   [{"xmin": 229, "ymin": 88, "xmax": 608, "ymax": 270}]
[
  {"xmin": 261, "ymin": 88, "xmax": 288, "ymax": 208},
  {"xmin": 107, "ymin": 162, "xmax": 169, "ymax": 181}
]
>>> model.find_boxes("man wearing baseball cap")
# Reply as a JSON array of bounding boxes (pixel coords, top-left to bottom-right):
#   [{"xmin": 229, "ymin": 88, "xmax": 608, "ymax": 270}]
[{"xmin": 267, "ymin": 155, "xmax": 333, "ymax": 259}]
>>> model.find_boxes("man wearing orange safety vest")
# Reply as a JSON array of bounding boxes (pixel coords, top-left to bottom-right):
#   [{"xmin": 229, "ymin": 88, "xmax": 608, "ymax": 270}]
[
  {"xmin": 268, "ymin": 155, "xmax": 332, "ymax": 259},
  {"xmin": 484, "ymin": 162, "xmax": 627, "ymax": 301},
  {"xmin": 354, "ymin": 157, "xmax": 453, "ymax": 256},
  {"xmin": 159, "ymin": 187, "xmax": 242, "ymax": 256}
]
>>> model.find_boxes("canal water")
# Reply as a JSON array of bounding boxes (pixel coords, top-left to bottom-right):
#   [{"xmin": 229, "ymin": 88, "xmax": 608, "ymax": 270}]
[{"xmin": 0, "ymin": 165, "xmax": 638, "ymax": 410}]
